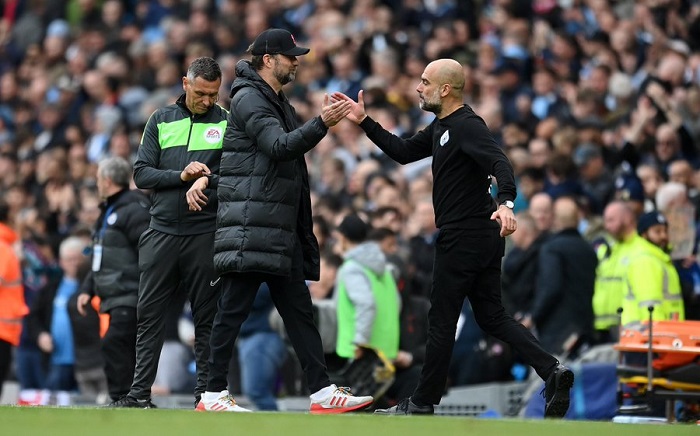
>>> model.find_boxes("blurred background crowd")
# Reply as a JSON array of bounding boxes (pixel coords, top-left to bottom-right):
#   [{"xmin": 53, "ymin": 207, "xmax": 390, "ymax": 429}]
[{"xmin": 1, "ymin": 0, "xmax": 700, "ymax": 410}]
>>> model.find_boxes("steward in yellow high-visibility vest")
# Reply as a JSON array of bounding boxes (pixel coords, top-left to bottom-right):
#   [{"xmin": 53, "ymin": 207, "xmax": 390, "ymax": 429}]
[
  {"xmin": 622, "ymin": 212, "xmax": 685, "ymax": 326},
  {"xmin": 592, "ymin": 202, "xmax": 646, "ymax": 340}
]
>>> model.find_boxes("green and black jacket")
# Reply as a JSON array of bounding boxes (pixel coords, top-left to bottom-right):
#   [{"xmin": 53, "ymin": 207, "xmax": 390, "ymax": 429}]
[{"xmin": 134, "ymin": 94, "xmax": 227, "ymax": 236}]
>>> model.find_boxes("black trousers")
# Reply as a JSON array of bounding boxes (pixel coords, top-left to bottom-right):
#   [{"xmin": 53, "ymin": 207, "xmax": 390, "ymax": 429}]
[
  {"xmin": 412, "ymin": 228, "xmax": 558, "ymax": 405},
  {"xmin": 130, "ymin": 229, "xmax": 220, "ymax": 401},
  {"xmin": 207, "ymin": 237, "xmax": 330, "ymax": 394},
  {"xmin": 102, "ymin": 306, "xmax": 137, "ymax": 401},
  {"xmin": 0, "ymin": 339, "xmax": 11, "ymax": 398}
]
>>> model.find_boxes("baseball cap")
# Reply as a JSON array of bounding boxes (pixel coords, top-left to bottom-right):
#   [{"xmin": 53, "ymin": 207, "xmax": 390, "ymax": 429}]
[
  {"xmin": 637, "ymin": 211, "xmax": 667, "ymax": 234},
  {"xmin": 573, "ymin": 143, "xmax": 601, "ymax": 167},
  {"xmin": 614, "ymin": 174, "xmax": 644, "ymax": 202},
  {"xmin": 250, "ymin": 29, "xmax": 310, "ymax": 56}
]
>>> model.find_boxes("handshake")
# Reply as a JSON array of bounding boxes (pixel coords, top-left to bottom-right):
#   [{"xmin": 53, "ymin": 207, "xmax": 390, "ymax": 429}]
[{"xmin": 320, "ymin": 91, "xmax": 368, "ymax": 128}]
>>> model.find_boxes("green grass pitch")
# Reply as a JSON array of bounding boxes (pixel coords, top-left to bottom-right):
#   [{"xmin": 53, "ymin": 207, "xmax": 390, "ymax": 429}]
[{"xmin": 1, "ymin": 407, "xmax": 698, "ymax": 436}]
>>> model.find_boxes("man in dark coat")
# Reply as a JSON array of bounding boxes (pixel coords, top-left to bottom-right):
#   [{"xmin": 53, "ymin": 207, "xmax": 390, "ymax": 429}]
[
  {"xmin": 198, "ymin": 28, "xmax": 372, "ymax": 414},
  {"xmin": 528, "ymin": 197, "xmax": 598, "ymax": 358},
  {"xmin": 76, "ymin": 156, "xmax": 150, "ymax": 402}
]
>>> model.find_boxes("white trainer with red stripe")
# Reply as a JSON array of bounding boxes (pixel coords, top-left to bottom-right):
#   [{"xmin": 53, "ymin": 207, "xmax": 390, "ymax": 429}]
[
  {"xmin": 195, "ymin": 390, "xmax": 252, "ymax": 412},
  {"xmin": 309, "ymin": 385, "xmax": 373, "ymax": 414}
]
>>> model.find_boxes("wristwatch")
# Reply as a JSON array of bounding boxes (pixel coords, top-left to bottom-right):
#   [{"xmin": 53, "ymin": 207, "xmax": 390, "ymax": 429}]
[{"xmin": 500, "ymin": 200, "xmax": 514, "ymax": 209}]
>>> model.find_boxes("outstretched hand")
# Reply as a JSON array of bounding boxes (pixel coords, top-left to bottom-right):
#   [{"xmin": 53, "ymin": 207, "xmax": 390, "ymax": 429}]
[
  {"xmin": 330, "ymin": 90, "xmax": 367, "ymax": 125},
  {"xmin": 320, "ymin": 93, "xmax": 352, "ymax": 127}
]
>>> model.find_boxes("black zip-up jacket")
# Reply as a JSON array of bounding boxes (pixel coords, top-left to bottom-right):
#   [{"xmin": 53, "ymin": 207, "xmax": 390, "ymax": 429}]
[
  {"xmin": 134, "ymin": 94, "xmax": 227, "ymax": 235},
  {"xmin": 80, "ymin": 189, "xmax": 150, "ymax": 312},
  {"xmin": 360, "ymin": 105, "xmax": 516, "ymax": 230},
  {"xmin": 215, "ymin": 60, "xmax": 325, "ymax": 279}
]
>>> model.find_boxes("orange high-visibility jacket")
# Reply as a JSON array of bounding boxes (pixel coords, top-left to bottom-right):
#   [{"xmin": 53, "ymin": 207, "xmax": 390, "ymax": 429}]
[{"xmin": 0, "ymin": 223, "xmax": 28, "ymax": 346}]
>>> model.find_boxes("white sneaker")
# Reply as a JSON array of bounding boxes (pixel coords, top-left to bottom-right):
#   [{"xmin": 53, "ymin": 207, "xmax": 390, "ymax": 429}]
[
  {"xmin": 309, "ymin": 385, "xmax": 373, "ymax": 415},
  {"xmin": 195, "ymin": 390, "xmax": 251, "ymax": 412}
]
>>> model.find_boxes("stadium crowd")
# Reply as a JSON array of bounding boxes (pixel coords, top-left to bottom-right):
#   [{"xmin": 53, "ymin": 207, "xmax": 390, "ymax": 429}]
[{"xmin": 1, "ymin": 0, "xmax": 700, "ymax": 412}]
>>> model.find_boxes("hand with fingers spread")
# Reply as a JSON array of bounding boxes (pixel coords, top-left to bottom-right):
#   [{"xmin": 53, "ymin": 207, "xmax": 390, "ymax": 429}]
[
  {"xmin": 320, "ymin": 93, "xmax": 352, "ymax": 127},
  {"xmin": 181, "ymin": 161, "xmax": 211, "ymax": 182},
  {"xmin": 331, "ymin": 90, "xmax": 367, "ymax": 125},
  {"xmin": 491, "ymin": 205, "xmax": 518, "ymax": 237},
  {"xmin": 186, "ymin": 176, "xmax": 209, "ymax": 211}
]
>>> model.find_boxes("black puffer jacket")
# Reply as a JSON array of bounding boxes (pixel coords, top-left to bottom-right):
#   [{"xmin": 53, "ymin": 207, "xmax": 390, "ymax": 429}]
[{"xmin": 215, "ymin": 60, "xmax": 326, "ymax": 279}]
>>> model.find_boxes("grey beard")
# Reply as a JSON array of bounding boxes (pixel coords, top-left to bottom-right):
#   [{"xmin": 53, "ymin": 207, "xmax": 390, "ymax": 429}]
[
  {"xmin": 420, "ymin": 100, "xmax": 441, "ymax": 114},
  {"xmin": 276, "ymin": 71, "xmax": 295, "ymax": 86}
]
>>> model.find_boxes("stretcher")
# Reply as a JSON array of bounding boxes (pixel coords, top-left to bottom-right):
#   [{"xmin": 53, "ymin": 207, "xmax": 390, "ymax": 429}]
[{"xmin": 614, "ymin": 317, "xmax": 700, "ymax": 423}]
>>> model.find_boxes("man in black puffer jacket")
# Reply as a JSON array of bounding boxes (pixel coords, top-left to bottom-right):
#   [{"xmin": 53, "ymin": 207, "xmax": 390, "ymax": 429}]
[
  {"xmin": 77, "ymin": 156, "xmax": 150, "ymax": 402},
  {"xmin": 198, "ymin": 28, "xmax": 372, "ymax": 414}
]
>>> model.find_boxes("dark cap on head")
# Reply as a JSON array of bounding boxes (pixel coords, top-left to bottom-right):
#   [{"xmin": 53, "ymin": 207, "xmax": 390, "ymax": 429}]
[
  {"xmin": 614, "ymin": 174, "xmax": 644, "ymax": 202},
  {"xmin": 337, "ymin": 213, "xmax": 369, "ymax": 244},
  {"xmin": 250, "ymin": 29, "xmax": 310, "ymax": 56},
  {"xmin": 637, "ymin": 211, "xmax": 668, "ymax": 234},
  {"xmin": 573, "ymin": 143, "xmax": 601, "ymax": 167}
]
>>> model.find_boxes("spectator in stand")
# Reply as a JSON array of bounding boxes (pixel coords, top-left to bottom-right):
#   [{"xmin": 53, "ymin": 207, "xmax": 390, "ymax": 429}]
[
  {"xmin": 67, "ymin": 264, "xmax": 108, "ymax": 404},
  {"xmin": 14, "ymin": 210, "xmax": 59, "ymax": 404},
  {"xmin": 573, "ymin": 143, "xmax": 615, "ymax": 215},
  {"xmin": 26, "ymin": 236, "xmax": 89, "ymax": 404},
  {"xmin": 528, "ymin": 192, "xmax": 554, "ymax": 236},
  {"xmin": 528, "ymin": 197, "xmax": 597, "ymax": 358},
  {"xmin": 406, "ymin": 198, "xmax": 437, "ymax": 299},
  {"xmin": 502, "ymin": 212, "xmax": 545, "ymax": 323},
  {"xmin": 637, "ymin": 163, "xmax": 665, "ymax": 213}
]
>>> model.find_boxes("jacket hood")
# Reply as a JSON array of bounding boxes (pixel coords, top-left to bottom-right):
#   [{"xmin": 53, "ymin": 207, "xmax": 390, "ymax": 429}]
[
  {"xmin": 344, "ymin": 241, "xmax": 387, "ymax": 275},
  {"xmin": 231, "ymin": 60, "xmax": 276, "ymax": 100}
]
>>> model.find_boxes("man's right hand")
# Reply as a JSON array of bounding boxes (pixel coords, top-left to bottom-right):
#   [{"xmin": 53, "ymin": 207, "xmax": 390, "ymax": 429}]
[
  {"xmin": 180, "ymin": 161, "xmax": 211, "ymax": 182},
  {"xmin": 331, "ymin": 90, "xmax": 367, "ymax": 125},
  {"xmin": 320, "ymin": 93, "xmax": 352, "ymax": 127}
]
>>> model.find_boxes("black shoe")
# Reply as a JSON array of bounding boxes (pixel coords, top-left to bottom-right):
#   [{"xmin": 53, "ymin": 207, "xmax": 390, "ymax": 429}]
[
  {"xmin": 374, "ymin": 397, "xmax": 434, "ymax": 415},
  {"xmin": 544, "ymin": 364, "xmax": 573, "ymax": 418},
  {"xmin": 108, "ymin": 395, "xmax": 158, "ymax": 409}
]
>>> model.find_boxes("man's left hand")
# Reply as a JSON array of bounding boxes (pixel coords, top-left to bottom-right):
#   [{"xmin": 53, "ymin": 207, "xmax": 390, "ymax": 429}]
[
  {"xmin": 186, "ymin": 176, "xmax": 209, "ymax": 211},
  {"xmin": 491, "ymin": 205, "xmax": 517, "ymax": 237}
]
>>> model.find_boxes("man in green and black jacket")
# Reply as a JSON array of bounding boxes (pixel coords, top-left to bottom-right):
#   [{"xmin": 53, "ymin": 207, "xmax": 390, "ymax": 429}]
[{"xmin": 110, "ymin": 57, "xmax": 226, "ymax": 409}]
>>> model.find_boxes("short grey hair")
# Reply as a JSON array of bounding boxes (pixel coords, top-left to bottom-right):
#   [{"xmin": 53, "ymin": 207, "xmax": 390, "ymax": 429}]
[
  {"xmin": 98, "ymin": 156, "xmax": 132, "ymax": 188},
  {"xmin": 59, "ymin": 236, "xmax": 88, "ymax": 260},
  {"xmin": 186, "ymin": 57, "xmax": 222, "ymax": 82}
]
